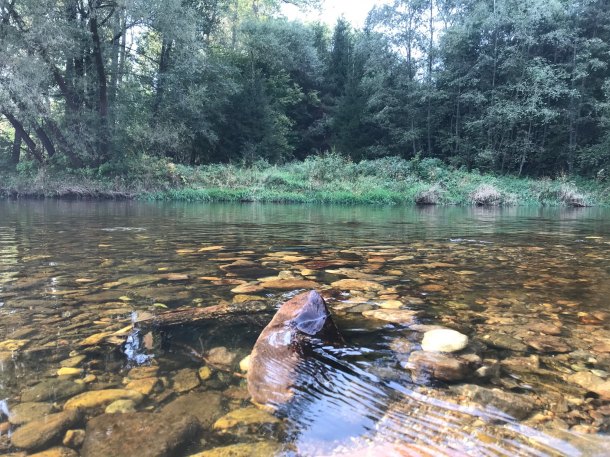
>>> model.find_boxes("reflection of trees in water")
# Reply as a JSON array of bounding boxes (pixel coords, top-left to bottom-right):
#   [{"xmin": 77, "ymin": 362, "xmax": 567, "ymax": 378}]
[{"xmin": 0, "ymin": 226, "xmax": 19, "ymax": 289}]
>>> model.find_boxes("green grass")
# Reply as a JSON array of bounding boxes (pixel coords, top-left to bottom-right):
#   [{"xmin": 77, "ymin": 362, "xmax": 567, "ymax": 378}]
[{"xmin": 2, "ymin": 153, "xmax": 609, "ymax": 206}]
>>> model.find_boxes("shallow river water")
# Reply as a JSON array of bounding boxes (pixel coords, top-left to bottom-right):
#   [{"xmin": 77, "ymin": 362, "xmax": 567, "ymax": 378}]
[{"xmin": 0, "ymin": 201, "xmax": 609, "ymax": 457}]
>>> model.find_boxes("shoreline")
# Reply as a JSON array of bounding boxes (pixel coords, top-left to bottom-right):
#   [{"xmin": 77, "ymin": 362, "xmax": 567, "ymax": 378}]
[
  {"xmin": 0, "ymin": 186, "xmax": 604, "ymax": 207},
  {"xmin": 1, "ymin": 156, "xmax": 607, "ymax": 206}
]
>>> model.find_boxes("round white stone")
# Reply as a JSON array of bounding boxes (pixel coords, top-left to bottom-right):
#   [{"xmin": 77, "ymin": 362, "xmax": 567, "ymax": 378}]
[{"xmin": 421, "ymin": 329, "xmax": 468, "ymax": 353}]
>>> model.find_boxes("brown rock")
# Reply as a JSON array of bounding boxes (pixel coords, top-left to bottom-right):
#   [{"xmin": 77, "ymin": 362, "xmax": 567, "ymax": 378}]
[
  {"xmin": 404, "ymin": 351, "xmax": 476, "ymax": 382},
  {"xmin": 20, "ymin": 379, "xmax": 85, "ymax": 403},
  {"xmin": 62, "ymin": 429, "xmax": 86, "ymax": 448},
  {"xmin": 11, "ymin": 410, "xmax": 81, "ymax": 450},
  {"xmin": 331, "ymin": 279, "xmax": 384, "ymax": 291},
  {"xmin": 126, "ymin": 377, "xmax": 159, "ymax": 396},
  {"xmin": 29, "ymin": 447, "xmax": 78, "ymax": 457},
  {"xmin": 362, "ymin": 309, "xmax": 419, "ymax": 325},
  {"xmin": 247, "ymin": 290, "xmax": 341, "ymax": 406},
  {"xmin": 260, "ymin": 279, "xmax": 320, "ymax": 290},
  {"xmin": 230, "ymin": 283, "xmax": 265, "ymax": 294},
  {"xmin": 525, "ymin": 336, "xmax": 571, "ymax": 353},
  {"xmin": 81, "ymin": 413, "xmax": 199, "ymax": 457},
  {"xmin": 481, "ymin": 333, "xmax": 528, "ymax": 352},
  {"xmin": 421, "ymin": 284, "xmax": 445, "ymax": 292},
  {"xmin": 189, "ymin": 442, "xmax": 280, "ymax": 457},
  {"xmin": 207, "ymin": 347, "xmax": 237, "ymax": 368},
  {"xmin": 232, "ymin": 295, "xmax": 265, "ymax": 304},
  {"xmin": 452, "ymin": 384, "xmax": 535, "ymax": 420},
  {"xmin": 8, "ymin": 402, "xmax": 55, "ymax": 425},
  {"xmin": 568, "ymin": 371, "xmax": 610, "ymax": 400},
  {"xmin": 213, "ymin": 407, "xmax": 279, "ymax": 433},
  {"xmin": 127, "ymin": 366, "xmax": 159, "ymax": 380},
  {"xmin": 162, "ymin": 391, "xmax": 223, "ymax": 428},
  {"xmin": 527, "ymin": 322, "xmax": 562, "ymax": 336},
  {"xmin": 63, "ymin": 389, "xmax": 143, "ymax": 412},
  {"xmin": 172, "ymin": 369, "xmax": 200, "ymax": 393}
]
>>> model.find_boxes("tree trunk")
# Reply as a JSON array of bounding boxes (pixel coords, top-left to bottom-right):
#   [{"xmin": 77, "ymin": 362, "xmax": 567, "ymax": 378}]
[
  {"xmin": 427, "ymin": 0, "xmax": 433, "ymax": 155},
  {"xmin": 34, "ymin": 126, "xmax": 56, "ymax": 158},
  {"xmin": 109, "ymin": 8, "xmax": 121, "ymax": 113},
  {"xmin": 231, "ymin": 0, "xmax": 239, "ymax": 50},
  {"xmin": 11, "ymin": 128, "xmax": 22, "ymax": 167},
  {"xmin": 567, "ymin": 42, "xmax": 577, "ymax": 174},
  {"xmin": 153, "ymin": 37, "xmax": 173, "ymax": 117},
  {"xmin": 46, "ymin": 120, "xmax": 83, "ymax": 168},
  {"xmin": 118, "ymin": 12, "xmax": 127, "ymax": 86},
  {"xmin": 3, "ymin": 112, "xmax": 44, "ymax": 163},
  {"xmin": 89, "ymin": 5, "xmax": 110, "ymax": 160}
]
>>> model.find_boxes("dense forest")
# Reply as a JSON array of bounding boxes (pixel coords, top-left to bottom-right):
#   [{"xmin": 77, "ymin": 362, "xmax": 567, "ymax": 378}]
[{"xmin": 1, "ymin": 0, "xmax": 610, "ymax": 179}]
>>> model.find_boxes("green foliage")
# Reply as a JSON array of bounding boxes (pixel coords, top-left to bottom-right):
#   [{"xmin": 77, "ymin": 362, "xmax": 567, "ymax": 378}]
[
  {"xmin": 3, "ymin": 155, "xmax": 605, "ymax": 206},
  {"xmin": 2, "ymin": 0, "xmax": 610, "ymax": 184}
]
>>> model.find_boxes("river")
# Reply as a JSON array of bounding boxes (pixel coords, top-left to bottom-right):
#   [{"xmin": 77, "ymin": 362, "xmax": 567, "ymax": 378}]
[{"xmin": 0, "ymin": 201, "xmax": 609, "ymax": 456}]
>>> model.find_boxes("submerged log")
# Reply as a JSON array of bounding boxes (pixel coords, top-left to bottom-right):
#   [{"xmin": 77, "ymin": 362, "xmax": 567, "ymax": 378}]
[
  {"xmin": 247, "ymin": 290, "xmax": 342, "ymax": 407},
  {"xmin": 134, "ymin": 300, "xmax": 272, "ymax": 329}
]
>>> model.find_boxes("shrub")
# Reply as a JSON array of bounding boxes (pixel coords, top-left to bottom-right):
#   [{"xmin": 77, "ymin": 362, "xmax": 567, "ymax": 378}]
[
  {"xmin": 470, "ymin": 184, "xmax": 503, "ymax": 206},
  {"xmin": 559, "ymin": 184, "xmax": 589, "ymax": 207},
  {"xmin": 415, "ymin": 185, "xmax": 442, "ymax": 205}
]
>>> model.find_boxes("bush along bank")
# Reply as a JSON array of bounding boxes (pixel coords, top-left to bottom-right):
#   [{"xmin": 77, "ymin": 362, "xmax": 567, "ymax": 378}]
[{"xmin": 1, "ymin": 154, "xmax": 608, "ymax": 206}]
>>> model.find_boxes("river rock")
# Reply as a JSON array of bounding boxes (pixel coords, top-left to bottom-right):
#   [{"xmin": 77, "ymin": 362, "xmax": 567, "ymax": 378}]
[
  {"xmin": 207, "ymin": 347, "xmax": 237, "ymax": 368},
  {"xmin": 231, "ymin": 283, "xmax": 265, "ymax": 294},
  {"xmin": 260, "ymin": 279, "xmax": 320, "ymax": 290},
  {"xmin": 62, "ymin": 429, "xmax": 86, "ymax": 448},
  {"xmin": 213, "ymin": 407, "xmax": 280, "ymax": 435},
  {"xmin": 29, "ymin": 447, "xmax": 79, "ymax": 457},
  {"xmin": 8, "ymin": 402, "xmax": 55, "ymax": 425},
  {"xmin": 389, "ymin": 338, "xmax": 414, "ymax": 354},
  {"xmin": 451, "ymin": 384, "xmax": 535, "ymax": 420},
  {"xmin": 524, "ymin": 336, "xmax": 571, "ymax": 353},
  {"xmin": 232, "ymin": 294, "xmax": 265, "ymax": 304},
  {"xmin": 421, "ymin": 329, "xmax": 468, "ymax": 353},
  {"xmin": 481, "ymin": 333, "xmax": 528, "ymax": 352},
  {"xmin": 127, "ymin": 366, "xmax": 159, "ymax": 380},
  {"xmin": 362, "ymin": 309, "xmax": 419, "ymax": 325},
  {"xmin": 172, "ymin": 369, "xmax": 200, "ymax": 393},
  {"xmin": 21, "ymin": 380, "xmax": 85, "ymax": 403},
  {"xmin": 568, "ymin": 371, "xmax": 610, "ymax": 400},
  {"xmin": 527, "ymin": 322, "xmax": 562, "ymax": 336},
  {"xmin": 56, "ymin": 367, "xmax": 83, "ymax": 378},
  {"xmin": 0, "ymin": 351, "xmax": 12, "ymax": 363},
  {"xmin": 162, "ymin": 391, "xmax": 223, "ymax": 428},
  {"xmin": 79, "ymin": 332, "xmax": 113, "ymax": 347},
  {"xmin": 239, "ymin": 355, "xmax": 251, "ymax": 372},
  {"xmin": 189, "ymin": 441, "xmax": 281, "ymax": 457},
  {"xmin": 198, "ymin": 366, "xmax": 212, "ymax": 380},
  {"xmin": 404, "ymin": 351, "xmax": 476, "ymax": 382},
  {"xmin": 377, "ymin": 300, "xmax": 404, "ymax": 309},
  {"xmin": 331, "ymin": 279, "xmax": 384, "ymax": 291},
  {"xmin": 105, "ymin": 399, "xmax": 137, "ymax": 414},
  {"xmin": 81, "ymin": 412, "xmax": 199, "ymax": 457},
  {"xmin": 59, "ymin": 355, "xmax": 86, "ymax": 368},
  {"xmin": 11, "ymin": 409, "xmax": 81, "ymax": 450},
  {"xmin": 63, "ymin": 389, "xmax": 143, "ymax": 412},
  {"xmin": 0, "ymin": 340, "xmax": 28, "ymax": 351},
  {"xmin": 126, "ymin": 377, "xmax": 159, "ymax": 395}
]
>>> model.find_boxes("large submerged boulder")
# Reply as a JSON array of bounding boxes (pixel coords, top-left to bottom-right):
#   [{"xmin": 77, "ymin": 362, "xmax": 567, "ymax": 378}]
[{"xmin": 247, "ymin": 290, "xmax": 342, "ymax": 407}]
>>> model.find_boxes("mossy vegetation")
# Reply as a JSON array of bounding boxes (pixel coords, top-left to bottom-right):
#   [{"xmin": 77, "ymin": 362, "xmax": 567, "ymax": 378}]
[{"xmin": 2, "ymin": 153, "xmax": 608, "ymax": 206}]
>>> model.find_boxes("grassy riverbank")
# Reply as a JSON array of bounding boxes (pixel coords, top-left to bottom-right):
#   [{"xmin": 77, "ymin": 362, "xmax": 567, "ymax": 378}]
[{"xmin": 2, "ymin": 154, "xmax": 608, "ymax": 206}]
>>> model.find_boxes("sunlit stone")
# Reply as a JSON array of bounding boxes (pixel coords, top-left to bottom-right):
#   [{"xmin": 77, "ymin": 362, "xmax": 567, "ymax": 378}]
[{"xmin": 421, "ymin": 329, "xmax": 468, "ymax": 353}]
